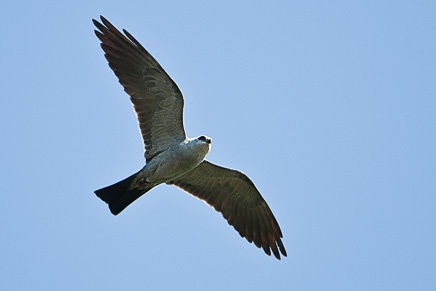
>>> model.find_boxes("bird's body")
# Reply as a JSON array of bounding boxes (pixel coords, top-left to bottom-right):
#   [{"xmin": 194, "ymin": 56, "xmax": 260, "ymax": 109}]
[
  {"xmin": 137, "ymin": 136, "xmax": 212, "ymax": 186},
  {"xmin": 96, "ymin": 136, "xmax": 211, "ymax": 215},
  {"xmin": 93, "ymin": 16, "xmax": 287, "ymax": 259}
]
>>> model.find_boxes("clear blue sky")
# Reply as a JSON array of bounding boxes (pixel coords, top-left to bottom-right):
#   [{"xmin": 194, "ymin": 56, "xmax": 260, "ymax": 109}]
[{"xmin": 1, "ymin": 1, "xmax": 435, "ymax": 290}]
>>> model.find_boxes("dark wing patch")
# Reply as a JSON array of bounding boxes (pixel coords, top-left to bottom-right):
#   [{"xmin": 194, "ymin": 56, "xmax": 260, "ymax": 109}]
[
  {"xmin": 168, "ymin": 161, "xmax": 287, "ymax": 259},
  {"xmin": 93, "ymin": 16, "xmax": 186, "ymax": 162}
]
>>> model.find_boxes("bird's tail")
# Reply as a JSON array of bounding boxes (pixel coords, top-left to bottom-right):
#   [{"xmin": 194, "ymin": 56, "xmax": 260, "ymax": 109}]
[{"xmin": 94, "ymin": 170, "xmax": 154, "ymax": 215}]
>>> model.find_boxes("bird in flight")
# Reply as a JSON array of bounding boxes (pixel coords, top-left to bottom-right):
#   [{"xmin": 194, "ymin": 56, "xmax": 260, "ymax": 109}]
[{"xmin": 93, "ymin": 16, "xmax": 287, "ymax": 259}]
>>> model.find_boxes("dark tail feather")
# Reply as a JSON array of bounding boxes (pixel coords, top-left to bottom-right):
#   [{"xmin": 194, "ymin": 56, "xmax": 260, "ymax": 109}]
[{"xmin": 94, "ymin": 171, "xmax": 154, "ymax": 215}]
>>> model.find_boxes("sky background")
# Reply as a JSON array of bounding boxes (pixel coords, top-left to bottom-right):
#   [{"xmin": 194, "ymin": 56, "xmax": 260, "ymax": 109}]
[{"xmin": 1, "ymin": 1, "xmax": 435, "ymax": 290}]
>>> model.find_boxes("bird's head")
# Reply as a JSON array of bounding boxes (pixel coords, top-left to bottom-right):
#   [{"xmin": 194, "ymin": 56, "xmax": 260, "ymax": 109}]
[
  {"xmin": 193, "ymin": 135, "xmax": 212, "ymax": 156},
  {"xmin": 197, "ymin": 135, "xmax": 212, "ymax": 144},
  {"xmin": 185, "ymin": 135, "xmax": 212, "ymax": 158}
]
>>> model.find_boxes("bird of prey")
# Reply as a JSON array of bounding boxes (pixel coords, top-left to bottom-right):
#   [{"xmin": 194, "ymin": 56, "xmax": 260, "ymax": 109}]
[{"xmin": 93, "ymin": 16, "xmax": 287, "ymax": 259}]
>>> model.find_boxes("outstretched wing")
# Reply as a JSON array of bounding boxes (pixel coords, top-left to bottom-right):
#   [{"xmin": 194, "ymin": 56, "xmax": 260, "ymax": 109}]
[
  {"xmin": 168, "ymin": 161, "xmax": 287, "ymax": 259},
  {"xmin": 93, "ymin": 16, "xmax": 186, "ymax": 162}
]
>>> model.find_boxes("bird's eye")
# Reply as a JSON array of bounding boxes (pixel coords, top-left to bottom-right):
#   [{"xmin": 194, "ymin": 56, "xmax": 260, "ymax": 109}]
[{"xmin": 198, "ymin": 136, "xmax": 206, "ymax": 141}]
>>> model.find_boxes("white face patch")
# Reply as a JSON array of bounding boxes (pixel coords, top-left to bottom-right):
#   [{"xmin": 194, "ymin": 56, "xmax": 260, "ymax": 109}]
[
  {"xmin": 197, "ymin": 135, "xmax": 212, "ymax": 144},
  {"xmin": 184, "ymin": 136, "xmax": 212, "ymax": 158}
]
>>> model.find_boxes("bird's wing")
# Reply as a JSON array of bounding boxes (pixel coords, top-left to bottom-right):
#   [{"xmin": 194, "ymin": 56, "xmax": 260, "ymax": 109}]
[
  {"xmin": 168, "ymin": 161, "xmax": 287, "ymax": 259},
  {"xmin": 93, "ymin": 16, "xmax": 186, "ymax": 162}
]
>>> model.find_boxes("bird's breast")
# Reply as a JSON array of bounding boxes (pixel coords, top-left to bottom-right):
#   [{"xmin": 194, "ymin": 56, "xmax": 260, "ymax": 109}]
[{"xmin": 142, "ymin": 143, "xmax": 208, "ymax": 184}]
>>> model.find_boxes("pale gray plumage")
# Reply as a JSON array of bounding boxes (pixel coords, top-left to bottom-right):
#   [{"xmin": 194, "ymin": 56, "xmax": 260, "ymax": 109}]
[{"xmin": 93, "ymin": 16, "xmax": 287, "ymax": 259}]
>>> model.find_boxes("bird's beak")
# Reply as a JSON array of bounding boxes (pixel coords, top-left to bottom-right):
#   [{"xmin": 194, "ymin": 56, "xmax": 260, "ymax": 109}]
[{"xmin": 206, "ymin": 138, "xmax": 212, "ymax": 144}]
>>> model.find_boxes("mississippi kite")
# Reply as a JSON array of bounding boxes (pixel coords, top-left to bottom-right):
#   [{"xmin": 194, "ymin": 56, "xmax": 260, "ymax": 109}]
[{"xmin": 93, "ymin": 16, "xmax": 287, "ymax": 259}]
